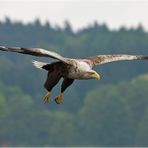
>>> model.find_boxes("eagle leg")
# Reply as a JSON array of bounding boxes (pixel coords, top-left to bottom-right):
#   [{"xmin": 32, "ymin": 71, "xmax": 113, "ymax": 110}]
[
  {"xmin": 43, "ymin": 70, "xmax": 61, "ymax": 103},
  {"xmin": 43, "ymin": 91, "xmax": 50, "ymax": 103},
  {"xmin": 55, "ymin": 78, "xmax": 74, "ymax": 104},
  {"xmin": 55, "ymin": 93, "xmax": 63, "ymax": 104}
]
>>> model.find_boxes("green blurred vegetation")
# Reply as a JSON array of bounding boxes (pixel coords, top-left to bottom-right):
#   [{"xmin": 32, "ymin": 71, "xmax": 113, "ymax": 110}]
[{"xmin": 0, "ymin": 18, "xmax": 148, "ymax": 146}]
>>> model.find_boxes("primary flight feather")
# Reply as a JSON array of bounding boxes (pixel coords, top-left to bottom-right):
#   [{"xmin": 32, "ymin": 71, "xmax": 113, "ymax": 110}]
[{"xmin": 0, "ymin": 46, "xmax": 148, "ymax": 104}]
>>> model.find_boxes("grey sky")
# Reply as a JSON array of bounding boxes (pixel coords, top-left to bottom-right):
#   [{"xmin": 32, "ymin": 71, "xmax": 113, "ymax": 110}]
[{"xmin": 0, "ymin": 0, "xmax": 148, "ymax": 30}]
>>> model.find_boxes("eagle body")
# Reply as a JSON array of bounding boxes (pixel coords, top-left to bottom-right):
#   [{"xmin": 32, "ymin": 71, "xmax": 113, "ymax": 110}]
[
  {"xmin": 40, "ymin": 60, "xmax": 98, "ymax": 80},
  {"xmin": 64, "ymin": 60, "xmax": 96, "ymax": 80},
  {"xmin": 0, "ymin": 46, "xmax": 148, "ymax": 104}
]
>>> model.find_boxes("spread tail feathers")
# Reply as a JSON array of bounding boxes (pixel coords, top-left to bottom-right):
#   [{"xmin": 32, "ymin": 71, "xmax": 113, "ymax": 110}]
[{"xmin": 32, "ymin": 60, "xmax": 48, "ymax": 69}]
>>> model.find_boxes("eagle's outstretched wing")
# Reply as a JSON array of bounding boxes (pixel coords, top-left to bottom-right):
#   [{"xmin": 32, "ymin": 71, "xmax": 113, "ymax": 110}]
[
  {"xmin": 0, "ymin": 46, "xmax": 69, "ymax": 63},
  {"xmin": 84, "ymin": 54, "xmax": 148, "ymax": 67}
]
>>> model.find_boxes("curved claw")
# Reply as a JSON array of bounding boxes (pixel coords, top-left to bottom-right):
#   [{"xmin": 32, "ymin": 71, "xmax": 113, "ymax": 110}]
[
  {"xmin": 43, "ymin": 92, "xmax": 50, "ymax": 103},
  {"xmin": 55, "ymin": 93, "xmax": 63, "ymax": 104}
]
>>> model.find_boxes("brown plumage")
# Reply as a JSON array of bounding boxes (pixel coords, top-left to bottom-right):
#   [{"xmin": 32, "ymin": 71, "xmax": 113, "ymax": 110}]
[{"xmin": 0, "ymin": 46, "xmax": 148, "ymax": 104}]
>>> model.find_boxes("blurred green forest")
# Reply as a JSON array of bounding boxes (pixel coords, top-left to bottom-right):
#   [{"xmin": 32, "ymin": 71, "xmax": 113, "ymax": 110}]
[{"xmin": 0, "ymin": 18, "xmax": 148, "ymax": 146}]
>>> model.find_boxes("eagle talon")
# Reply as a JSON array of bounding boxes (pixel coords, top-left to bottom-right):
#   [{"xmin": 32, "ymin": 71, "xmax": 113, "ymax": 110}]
[
  {"xmin": 55, "ymin": 93, "xmax": 63, "ymax": 104},
  {"xmin": 43, "ymin": 92, "xmax": 50, "ymax": 103}
]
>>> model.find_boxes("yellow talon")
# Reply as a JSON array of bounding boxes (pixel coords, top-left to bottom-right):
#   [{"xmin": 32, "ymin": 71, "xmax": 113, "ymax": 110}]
[
  {"xmin": 43, "ymin": 92, "xmax": 50, "ymax": 103},
  {"xmin": 55, "ymin": 93, "xmax": 63, "ymax": 104}
]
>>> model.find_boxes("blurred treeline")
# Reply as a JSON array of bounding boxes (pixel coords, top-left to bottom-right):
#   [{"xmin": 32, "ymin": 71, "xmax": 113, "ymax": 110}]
[{"xmin": 0, "ymin": 17, "xmax": 148, "ymax": 146}]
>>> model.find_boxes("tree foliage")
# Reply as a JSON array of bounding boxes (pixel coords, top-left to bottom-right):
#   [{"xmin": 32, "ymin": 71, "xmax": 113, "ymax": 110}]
[{"xmin": 0, "ymin": 18, "xmax": 148, "ymax": 146}]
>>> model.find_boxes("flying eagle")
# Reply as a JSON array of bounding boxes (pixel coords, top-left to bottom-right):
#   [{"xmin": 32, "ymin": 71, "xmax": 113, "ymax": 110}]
[{"xmin": 0, "ymin": 46, "xmax": 148, "ymax": 104}]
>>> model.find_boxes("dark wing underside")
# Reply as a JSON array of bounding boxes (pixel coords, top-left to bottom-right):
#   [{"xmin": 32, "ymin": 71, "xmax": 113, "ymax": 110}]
[
  {"xmin": 84, "ymin": 54, "xmax": 148, "ymax": 67},
  {"xmin": 0, "ymin": 46, "xmax": 70, "ymax": 64}
]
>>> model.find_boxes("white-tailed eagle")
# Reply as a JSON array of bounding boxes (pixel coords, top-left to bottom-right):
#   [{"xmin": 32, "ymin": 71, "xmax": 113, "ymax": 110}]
[{"xmin": 0, "ymin": 46, "xmax": 148, "ymax": 104}]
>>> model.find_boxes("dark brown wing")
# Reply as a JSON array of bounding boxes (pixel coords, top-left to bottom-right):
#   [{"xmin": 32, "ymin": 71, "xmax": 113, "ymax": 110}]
[
  {"xmin": 0, "ymin": 46, "xmax": 69, "ymax": 63},
  {"xmin": 84, "ymin": 54, "xmax": 148, "ymax": 67}
]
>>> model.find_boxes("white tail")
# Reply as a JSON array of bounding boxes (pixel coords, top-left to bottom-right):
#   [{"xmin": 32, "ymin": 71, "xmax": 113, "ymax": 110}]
[{"xmin": 32, "ymin": 60, "xmax": 48, "ymax": 69}]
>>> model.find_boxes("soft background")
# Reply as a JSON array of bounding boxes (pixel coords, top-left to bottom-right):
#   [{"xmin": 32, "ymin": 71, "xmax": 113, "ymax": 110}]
[{"xmin": 0, "ymin": 0, "xmax": 148, "ymax": 146}]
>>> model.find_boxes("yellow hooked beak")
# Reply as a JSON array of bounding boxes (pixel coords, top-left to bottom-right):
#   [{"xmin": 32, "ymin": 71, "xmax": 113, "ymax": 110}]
[{"xmin": 91, "ymin": 71, "xmax": 101, "ymax": 80}]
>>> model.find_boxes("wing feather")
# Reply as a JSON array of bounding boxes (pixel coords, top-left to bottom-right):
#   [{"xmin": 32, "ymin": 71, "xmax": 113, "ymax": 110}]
[
  {"xmin": 0, "ymin": 46, "xmax": 68, "ymax": 63},
  {"xmin": 85, "ymin": 54, "xmax": 148, "ymax": 67}
]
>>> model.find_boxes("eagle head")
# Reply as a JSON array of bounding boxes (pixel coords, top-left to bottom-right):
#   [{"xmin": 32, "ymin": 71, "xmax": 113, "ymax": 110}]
[{"xmin": 87, "ymin": 70, "xmax": 100, "ymax": 80}]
